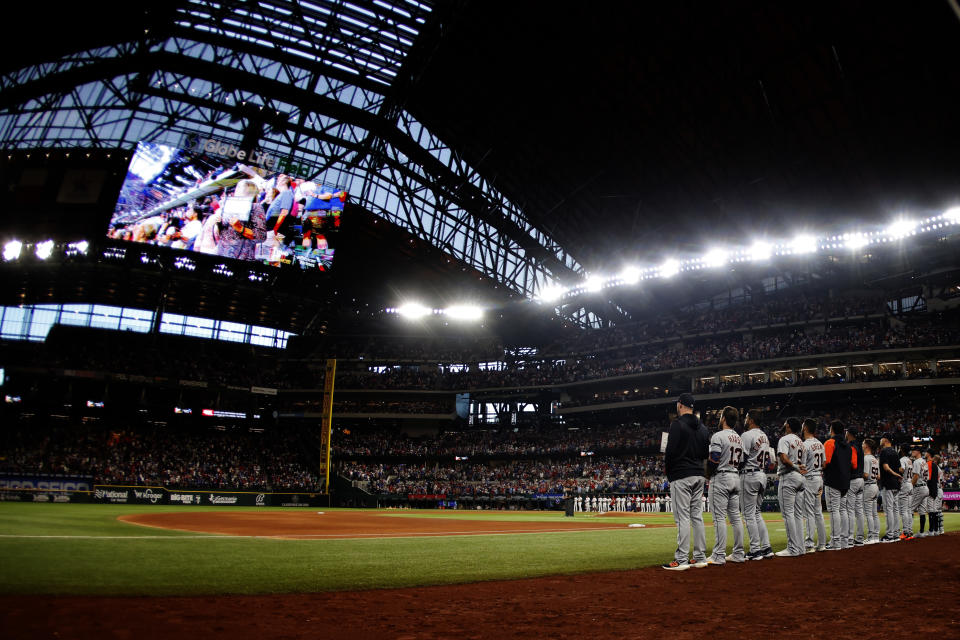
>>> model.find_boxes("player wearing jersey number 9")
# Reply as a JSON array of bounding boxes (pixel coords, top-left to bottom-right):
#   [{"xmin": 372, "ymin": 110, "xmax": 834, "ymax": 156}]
[{"xmin": 775, "ymin": 417, "xmax": 807, "ymax": 557}]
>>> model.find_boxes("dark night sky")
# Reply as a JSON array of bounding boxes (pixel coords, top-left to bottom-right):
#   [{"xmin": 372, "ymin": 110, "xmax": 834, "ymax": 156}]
[{"xmin": 408, "ymin": 0, "xmax": 960, "ymax": 273}]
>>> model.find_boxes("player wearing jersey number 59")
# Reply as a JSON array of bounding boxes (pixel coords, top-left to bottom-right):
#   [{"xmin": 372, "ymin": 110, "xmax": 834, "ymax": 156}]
[
  {"xmin": 661, "ymin": 393, "xmax": 711, "ymax": 571},
  {"xmin": 800, "ymin": 419, "xmax": 827, "ymax": 552},
  {"xmin": 775, "ymin": 417, "xmax": 808, "ymax": 557},
  {"xmin": 706, "ymin": 406, "xmax": 747, "ymax": 565},
  {"xmin": 822, "ymin": 420, "xmax": 853, "ymax": 550},
  {"xmin": 861, "ymin": 439, "xmax": 882, "ymax": 544}
]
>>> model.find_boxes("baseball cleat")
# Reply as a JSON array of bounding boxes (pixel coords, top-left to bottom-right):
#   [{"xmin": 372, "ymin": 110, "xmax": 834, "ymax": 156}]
[
  {"xmin": 854, "ymin": 540, "xmax": 865, "ymax": 546},
  {"xmin": 816, "ymin": 546, "xmax": 826, "ymax": 552},
  {"xmin": 761, "ymin": 547, "xmax": 775, "ymax": 558},
  {"xmin": 748, "ymin": 551, "xmax": 764, "ymax": 561},
  {"xmin": 805, "ymin": 547, "xmax": 817, "ymax": 554},
  {"xmin": 822, "ymin": 544, "xmax": 842, "ymax": 551},
  {"xmin": 881, "ymin": 536, "xmax": 899, "ymax": 543},
  {"xmin": 661, "ymin": 561, "xmax": 690, "ymax": 571},
  {"xmin": 727, "ymin": 556, "xmax": 747, "ymax": 563},
  {"xmin": 774, "ymin": 549, "xmax": 799, "ymax": 557},
  {"xmin": 705, "ymin": 559, "xmax": 724, "ymax": 566},
  {"xmin": 864, "ymin": 539, "xmax": 880, "ymax": 545},
  {"xmin": 690, "ymin": 561, "xmax": 708, "ymax": 568}
]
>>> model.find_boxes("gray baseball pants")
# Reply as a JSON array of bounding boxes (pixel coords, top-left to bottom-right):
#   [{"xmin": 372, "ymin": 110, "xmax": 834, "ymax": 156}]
[
  {"xmin": 863, "ymin": 483, "xmax": 880, "ymax": 540},
  {"xmin": 825, "ymin": 485, "xmax": 848, "ymax": 548},
  {"xmin": 844, "ymin": 477, "xmax": 865, "ymax": 545},
  {"xmin": 882, "ymin": 487, "xmax": 901, "ymax": 538},
  {"xmin": 778, "ymin": 472, "xmax": 805, "ymax": 556},
  {"xmin": 710, "ymin": 472, "xmax": 745, "ymax": 563},
  {"xmin": 670, "ymin": 475, "xmax": 707, "ymax": 565},
  {"xmin": 802, "ymin": 474, "xmax": 826, "ymax": 549},
  {"xmin": 740, "ymin": 471, "xmax": 770, "ymax": 552}
]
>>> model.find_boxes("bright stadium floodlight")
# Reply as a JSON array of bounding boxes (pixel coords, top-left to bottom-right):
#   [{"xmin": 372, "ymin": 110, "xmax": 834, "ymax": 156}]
[
  {"xmin": 69, "ymin": 240, "xmax": 89, "ymax": 255},
  {"xmin": 35, "ymin": 239, "xmax": 55, "ymax": 260},
  {"xmin": 844, "ymin": 233, "xmax": 868, "ymax": 250},
  {"xmin": 396, "ymin": 303, "xmax": 430, "ymax": 319},
  {"xmin": 584, "ymin": 275, "xmax": 605, "ymax": 292},
  {"xmin": 749, "ymin": 240, "xmax": 772, "ymax": 261},
  {"xmin": 619, "ymin": 266, "xmax": 641, "ymax": 285},
  {"xmin": 3, "ymin": 240, "xmax": 22, "ymax": 261},
  {"xmin": 943, "ymin": 207, "xmax": 960, "ymax": 223},
  {"xmin": 445, "ymin": 305, "xmax": 483, "ymax": 321},
  {"xmin": 537, "ymin": 284, "xmax": 566, "ymax": 303},
  {"xmin": 885, "ymin": 219, "xmax": 916, "ymax": 239},
  {"xmin": 790, "ymin": 234, "xmax": 817, "ymax": 255},
  {"xmin": 660, "ymin": 258, "xmax": 680, "ymax": 278},
  {"xmin": 703, "ymin": 248, "xmax": 727, "ymax": 268}
]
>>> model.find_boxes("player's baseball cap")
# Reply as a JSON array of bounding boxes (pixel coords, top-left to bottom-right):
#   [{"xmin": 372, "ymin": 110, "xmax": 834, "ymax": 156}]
[{"xmin": 677, "ymin": 393, "xmax": 695, "ymax": 409}]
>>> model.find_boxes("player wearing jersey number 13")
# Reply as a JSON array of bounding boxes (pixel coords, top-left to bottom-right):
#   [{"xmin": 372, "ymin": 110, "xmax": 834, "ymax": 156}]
[{"xmin": 705, "ymin": 406, "xmax": 746, "ymax": 565}]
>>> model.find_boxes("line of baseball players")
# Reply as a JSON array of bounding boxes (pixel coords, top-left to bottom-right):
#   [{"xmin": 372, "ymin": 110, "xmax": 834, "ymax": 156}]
[
  {"xmin": 573, "ymin": 494, "xmax": 672, "ymax": 513},
  {"xmin": 662, "ymin": 393, "xmax": 945, "ymax": 571}
]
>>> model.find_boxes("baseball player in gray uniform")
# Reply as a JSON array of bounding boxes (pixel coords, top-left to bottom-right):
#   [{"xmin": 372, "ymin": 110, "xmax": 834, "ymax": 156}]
[
  {"xmin": 861, "ymin": 438, "xmax": 881, "ymax": 544},
  {"xmin": 909, "ymin": 448, "xmax": 930, "ymax": 536},
  {"xmin": 801, "ymin": 419, "xmax": 827, "ymax": 552},
  {"xmin": 706, "ymin": 406, "xmax": 747, "ymax": 565},
  {"xmin": 899, "ymin": 446, "xmax": 915, "ymax": 539},
  {"xmin": 775, "ymin": 417, "xmax": 808, "ymax": 557},
  {"xmin": 740, "ymin": 410, "xmax": 773, "ymax": 560}
]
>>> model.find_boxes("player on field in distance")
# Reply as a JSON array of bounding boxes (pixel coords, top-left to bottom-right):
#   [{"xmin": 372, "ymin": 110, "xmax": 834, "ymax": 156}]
[
  {"xmin": 878, "ymin": 436, "xmax": 903, "ymax": 542},
  {"xmin": 932, "ymin": 453, "xmax": 945, "ymax": 535},
  {"xmin": 822, "ymin": 420, "xmax": 852, "ymax": 550},
  {"xmin": 706, "ymin": 406, "xmax": 747, "ymax": 565},
  {"xmin": 740, "ymin": 410, "xmax": 773, "ymax": 560},
  {"xmin": 861, "ymin": 438, "xmax": 882, "ymax": 544},
  {"xmin": 844, "ymin": 430, "xmax": 866, "ymax": 547},
  {"xmin": 775, "ymin": 417, "xmax": 808, "ymax": 557},
  {"xmin": 661, "ymin": 393, "xmax": 711, "ymax": 571},
  {"xmin": 801, "ymin": 419, "xmax": 827, "ymax": 553}
]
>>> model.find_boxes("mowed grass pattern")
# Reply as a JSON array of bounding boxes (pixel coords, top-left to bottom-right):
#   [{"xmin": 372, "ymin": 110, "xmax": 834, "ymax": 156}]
[{"xmin": 0, "ymin": 503, "xmax": 955, "ymax": 596}]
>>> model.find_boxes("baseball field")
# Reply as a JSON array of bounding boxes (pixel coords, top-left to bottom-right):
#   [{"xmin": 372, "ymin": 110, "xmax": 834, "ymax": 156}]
[{"xmin": 2, "ymin": 503, "xmax": 958, "ymax": 638}]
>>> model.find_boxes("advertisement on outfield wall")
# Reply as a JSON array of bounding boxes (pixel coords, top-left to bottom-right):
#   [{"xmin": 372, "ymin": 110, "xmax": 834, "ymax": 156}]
[
  {"xmin": 0, "ymin": 473, "xmax": 92, "ymax": 492},
  {"xmin": 943, "ymin": 491, "xmax": 960, "ymax": 501},
  {"xmin": 91, "ymin": 485, "xmax": 322, "ymax": 507}
]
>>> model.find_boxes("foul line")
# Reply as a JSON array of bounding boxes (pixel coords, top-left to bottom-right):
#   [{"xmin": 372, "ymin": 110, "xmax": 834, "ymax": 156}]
[{"xmin": 0, "ymin": 534, "xmax": 232, "ymax": 539}]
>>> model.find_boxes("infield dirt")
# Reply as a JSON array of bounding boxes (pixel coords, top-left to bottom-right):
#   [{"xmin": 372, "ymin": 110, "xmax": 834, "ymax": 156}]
[{"xmin": 2, "ymin": 530, "xmax": 957, "ymax": 639}]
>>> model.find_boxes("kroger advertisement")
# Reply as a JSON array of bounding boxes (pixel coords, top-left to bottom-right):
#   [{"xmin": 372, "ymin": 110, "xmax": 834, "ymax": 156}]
[{"xmin": 107, "ymin": 140, "xmax": 346, "ymax": 270}]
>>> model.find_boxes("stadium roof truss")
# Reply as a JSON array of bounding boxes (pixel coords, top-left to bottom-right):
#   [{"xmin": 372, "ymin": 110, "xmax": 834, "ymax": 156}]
[{"xmin": 0, "ymin": 0, "xmax": 604, "ymax": 326}]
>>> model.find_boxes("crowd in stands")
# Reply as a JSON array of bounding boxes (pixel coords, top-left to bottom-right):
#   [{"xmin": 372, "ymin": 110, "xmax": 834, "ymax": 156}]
[
  {"xmin": 0, "ymin": 423, "xmax": 321, "ymax": 491},
  {"xmin": 332, "ymin": 399, "xmax": 453, "ymax": 414},
  {"xmin": 540, "ymin": 295, "xmax": 888, "ymax": 355},
  {"xmin": 334, "ymin": 319, "xmax": 960, "ymax": 391},
  {"xmin": 333, "ymin": 422, "xmax": 663, "ymax": 459},
  {"xmin": 338, "ymin": 455, "xmax": 668, "ymax": 497}
]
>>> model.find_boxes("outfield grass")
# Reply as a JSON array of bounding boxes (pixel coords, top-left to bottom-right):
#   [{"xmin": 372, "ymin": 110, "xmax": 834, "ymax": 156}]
[{"xmin": 0, "ymin": 503, "xmax": 955, "ymax": 596}]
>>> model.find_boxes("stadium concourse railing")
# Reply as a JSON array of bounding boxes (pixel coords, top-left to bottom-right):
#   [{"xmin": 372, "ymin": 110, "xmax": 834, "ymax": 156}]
[{"xmin": 0, "ymin": 474, "xmax": 328, "ymax": 507}]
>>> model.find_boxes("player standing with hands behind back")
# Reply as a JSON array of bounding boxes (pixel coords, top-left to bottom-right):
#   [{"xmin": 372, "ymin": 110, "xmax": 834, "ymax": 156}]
[
  {"xmin": 775, "ymin": 418, "xmax": 807, "ymax": 557},
  {"xmin": 823, "ymin": 420, "xmax": 852, "ymax": 550},
  {"xmin": 661, "ymin": 393, "xmax": 711, "ymax": 571},
  {"xmin": 706, "ymin": 406, "xmax": 746, "ymax": 565}
]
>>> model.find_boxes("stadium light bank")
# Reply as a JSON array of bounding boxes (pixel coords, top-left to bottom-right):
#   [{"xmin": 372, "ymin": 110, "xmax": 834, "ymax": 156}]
[{"xmin": 535, "ymin": 207, "xmax": 960, "ymax": 304}]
